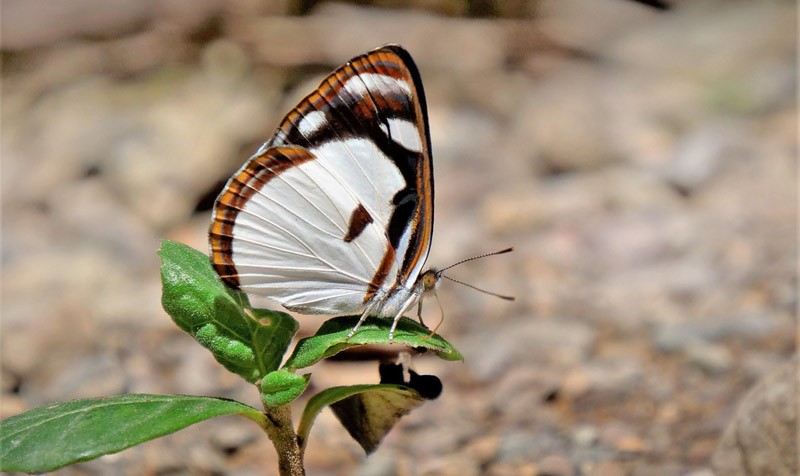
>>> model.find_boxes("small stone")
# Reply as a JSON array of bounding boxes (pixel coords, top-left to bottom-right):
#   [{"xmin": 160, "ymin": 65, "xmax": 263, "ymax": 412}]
[
  {"xmin": 616, "ymin": 436, "xmax": 648, "ymax": 453},
  {"xmin": 184, "ymin": 440, "xmax": 226, "ymax": 474},
  {"xmin": 653, "ymin": 323, "xmax": 707, "ymax": 354},
  {"xmin": 683, "ymin": 469, "xmax": 715, "ymax": 476},
  {"xmin": 561, "ymin": 369, "xmax": 591, "ymax": 398},
  {"xmin": 654, "ymin": 402, "xmax": 681, "ymax": 424},
  {"xmin": 201, "ymin": 39, "xmax": 251, "ymax": 84},
  {"xmin": 497, "ymin": 430, "xmax": 553, "ymax": 464},
  {"xmin": 464, "ymin": 318, "xmax": 596, "ymax": 383},
  {"xmin": 573, "ymin": 425, "xmax": 599, "ymax": 447},
  {"xmin": 462, "ymin": 435, "xmax": 500, "ymax": 464},
  {"xmin": 591, "ymin": 461, "xmax": 628, "ymax": 476},
  {"xmin": 537, "ymin": 454, "xmax": 573, "ymax": 476},
  {"xmin": 662, "ymin": 122, "xmax": 743, "ymax": 194},
  {"xmin": 713, "ymin": 356, "xmax": 798, "ymax": 476},
  {"xmin": 415, "ymin": 454, "xmax": 481, "ymax": 476},
  {"xmin": 355, "ymin": 452, "xmax": 397, "ymax": 476},
  {"xmin": 0, "ymin": 395, "xmax": 28, "ymax": 420},
  {"xmin": 209, "ymin": 421, "xmax": 258, "ymax": 454},
  {"xmin": 486, "ymin": 462, "xmax": 537, "ymax": 476},
  {"xmin": 508, "ymin": 66, "xmax": 617, "ymax": 174},
  {"xmin": 599, "ymin": 423, "xmax": 646, "ymax": 454},
  {"xmin": 41, "ymin": 353, "xmax": 127, "ymax": 403},
  {"xmin": 584, "ymin": 359, "xmax": 644, "ymax": 394},
  {"xmin": 685, "ymin": 344, "xmax": 734, "ymax": 375}
]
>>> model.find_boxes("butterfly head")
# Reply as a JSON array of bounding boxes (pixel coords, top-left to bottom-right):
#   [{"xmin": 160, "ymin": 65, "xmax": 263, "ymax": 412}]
[{"xmin": 420, "ymin": 269, "xmax": 440, "ymax": 294}]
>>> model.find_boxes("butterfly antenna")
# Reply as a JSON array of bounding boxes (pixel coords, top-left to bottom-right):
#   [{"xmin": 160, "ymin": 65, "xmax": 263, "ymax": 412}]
[
  {"xmin": 441, "ymin": 275, "xmax": 516, "ymax": 301},
  {"xmin": 436, "ymin": 247, "xmax": 514, "ymax": 274}
]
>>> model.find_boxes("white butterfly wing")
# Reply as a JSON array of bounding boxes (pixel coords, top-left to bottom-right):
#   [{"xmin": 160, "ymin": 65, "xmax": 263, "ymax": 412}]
[{"xmin": 209, "ymin": 45, "xmax": 434, "ymax": 316}]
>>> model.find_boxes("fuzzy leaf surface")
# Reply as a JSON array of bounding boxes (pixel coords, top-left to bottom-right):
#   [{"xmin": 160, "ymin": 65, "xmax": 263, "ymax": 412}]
[
  {"xmin": 260, "ymin": 370, "xmax": 310, "ymax": 407},
  {"xmin": 158, "ymin": 240, "xmax": 298, "ymax": 382},
  {"xmin": 0, "ymin": 394, "xmax": 264, "ymax": 473},
  {"xmin": 284, "ymin": 316, "xmax": 463, "ymax": 370}
]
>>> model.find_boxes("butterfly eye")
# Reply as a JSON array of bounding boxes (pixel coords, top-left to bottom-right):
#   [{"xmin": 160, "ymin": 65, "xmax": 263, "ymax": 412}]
[{"xmin": 422, "ymin": 271, "xmax": 437, "ymax": 290}]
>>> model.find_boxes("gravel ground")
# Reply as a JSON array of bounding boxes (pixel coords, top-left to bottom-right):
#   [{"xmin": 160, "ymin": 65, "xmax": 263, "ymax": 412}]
[{"xmin": 1, "ymin": 1, "xmax": 796, "ymax": 475}]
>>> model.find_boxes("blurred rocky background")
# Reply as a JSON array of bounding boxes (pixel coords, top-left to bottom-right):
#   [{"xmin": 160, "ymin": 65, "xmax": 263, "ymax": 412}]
[{"xmin": 1, "ymin": 0, "xmax": 796, "ymax": 475}]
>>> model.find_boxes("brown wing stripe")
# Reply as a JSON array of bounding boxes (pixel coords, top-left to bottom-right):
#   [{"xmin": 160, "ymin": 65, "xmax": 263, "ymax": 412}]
[
  {"xmin": 271, "ymin": 49, "xmax": 415, "ymax": 148},
  {"xmin": 364, "ymin": 245, "xmax": 396, "ymax": 303},
  {"xmin": 209, "ymin": 147, "xmax": 316, "ymax": 288},
  {"xmin": 343, "ymin": 203, "xmax": 374, "ymax": 243}
]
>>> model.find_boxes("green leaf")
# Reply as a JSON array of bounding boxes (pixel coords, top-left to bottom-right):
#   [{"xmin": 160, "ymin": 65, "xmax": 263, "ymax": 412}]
[
  {"xmin": 0, "ymin": 394, "xmax": 265, "ymax": 473},
  {"xmin": 158, "ymin": 240, "xmax": 299, "ymax": 382},
  {"xmin": 298, "ymin": 385, "xmax": 425, "ymax": 454},
  {"xmin": 283, "ymin": 315, "xmax": 463, "ymax": 370},
  {"xmin": 260, "ymin": 370, "xmax": 310, "ymax": 407},
  {"xmin": 251, "ymin": 308, "xmax": 299, "ymax": 374}
]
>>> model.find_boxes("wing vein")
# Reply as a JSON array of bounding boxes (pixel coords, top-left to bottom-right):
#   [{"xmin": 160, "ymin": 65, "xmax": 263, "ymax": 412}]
[{"xmin": 228, "ymin": 207, "xmax": 372, "ymax": 286}]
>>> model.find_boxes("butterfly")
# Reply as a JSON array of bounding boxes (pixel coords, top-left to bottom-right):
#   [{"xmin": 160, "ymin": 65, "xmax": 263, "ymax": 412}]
[{"xmin": 209, "ymin": 44, "xmax": 510, "ymax": 341}]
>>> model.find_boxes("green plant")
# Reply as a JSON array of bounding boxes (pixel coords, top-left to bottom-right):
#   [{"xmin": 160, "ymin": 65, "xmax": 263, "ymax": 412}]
[{"xmin": 0, "ymin": 240, "xmax": 462, "ymax": 475}]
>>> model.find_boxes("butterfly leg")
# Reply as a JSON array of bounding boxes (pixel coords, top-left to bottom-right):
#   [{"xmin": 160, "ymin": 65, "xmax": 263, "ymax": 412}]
[
  {"xmin": 416, "ymin": 300, "xmax": 427, "ymax": 328},
  {"xmin": 346, "ymin": 300, "xmax": 379, "ymax": 340},
  {"xmin": 388, "ymin": 298, "xmax": 416, "ymax": 343}
]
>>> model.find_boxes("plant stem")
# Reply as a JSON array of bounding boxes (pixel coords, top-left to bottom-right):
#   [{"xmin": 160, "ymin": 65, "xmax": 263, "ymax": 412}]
[{"xmin": 260, "ymin": 404, "xmax": 305, "ymax": 476}]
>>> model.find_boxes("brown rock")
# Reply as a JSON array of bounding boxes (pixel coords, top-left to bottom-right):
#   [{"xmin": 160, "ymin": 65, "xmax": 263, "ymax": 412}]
[{"xmin": 712, "ymin": 355, "xmax": 798, "ymax": 476}]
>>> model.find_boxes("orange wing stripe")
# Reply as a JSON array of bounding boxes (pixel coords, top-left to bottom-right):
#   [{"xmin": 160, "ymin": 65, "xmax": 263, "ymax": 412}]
[{"xmin": 208, "ymin": 147, "xmax": 316, "ymax": 288}]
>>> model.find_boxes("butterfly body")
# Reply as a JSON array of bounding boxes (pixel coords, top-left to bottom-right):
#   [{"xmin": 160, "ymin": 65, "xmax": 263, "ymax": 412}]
[{"xmin": 209, "ymin": 45, "xmax": 436, "ymax": 339}]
